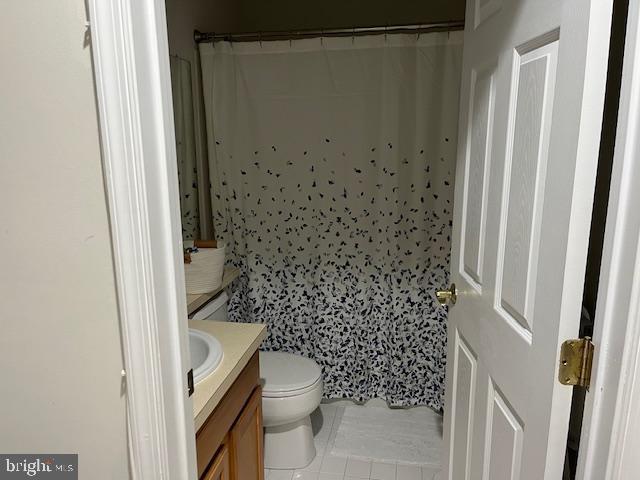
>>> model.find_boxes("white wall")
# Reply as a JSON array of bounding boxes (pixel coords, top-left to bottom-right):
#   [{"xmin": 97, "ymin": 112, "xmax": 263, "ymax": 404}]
[{"xmin": 0, "ymin": 1, "xmax": 129, "ymax": 478}]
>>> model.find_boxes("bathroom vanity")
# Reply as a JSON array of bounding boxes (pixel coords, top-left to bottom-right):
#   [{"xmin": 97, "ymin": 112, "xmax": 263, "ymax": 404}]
[{"xmin": 190, "ymin": 320, "xmax": 266, "ymax": 480}]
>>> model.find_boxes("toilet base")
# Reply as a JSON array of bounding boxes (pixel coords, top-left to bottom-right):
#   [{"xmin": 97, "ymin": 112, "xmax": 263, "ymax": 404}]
[{"xmin": 264, "ymin": 416, "xmax": 316, "ymax": 469}]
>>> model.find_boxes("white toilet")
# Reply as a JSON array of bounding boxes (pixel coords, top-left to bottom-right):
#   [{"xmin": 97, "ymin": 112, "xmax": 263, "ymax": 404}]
[
  {"xmin": 192, "ymin": 291, "xmax": 323, "ymax": 469},
  {"xmin": 260, "ymin": 351, "xmax": 323, "ymax": 469}
]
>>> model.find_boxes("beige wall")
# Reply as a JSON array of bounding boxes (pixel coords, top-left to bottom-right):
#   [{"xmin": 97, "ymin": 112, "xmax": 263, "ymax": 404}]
[
  {"xmin": 0, "ymin": 1, "xmax": 129, "ymax": 478},
  {"xmin": 230, "ymin": 0, "xmax": 465, "ymax": 33},
  {"xmin": 165, "ymin": 0, "xmax": 237, "ymax": 60},
  {"xmin": 165, "ymin": 0, "xmax": 465, "ymax": 59}
]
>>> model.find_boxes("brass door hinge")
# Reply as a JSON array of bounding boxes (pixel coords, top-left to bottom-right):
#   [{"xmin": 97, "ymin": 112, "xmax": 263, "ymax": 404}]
[{"xmin": 558, "ymin": 337, "xmax": 594, "ymax": 389}]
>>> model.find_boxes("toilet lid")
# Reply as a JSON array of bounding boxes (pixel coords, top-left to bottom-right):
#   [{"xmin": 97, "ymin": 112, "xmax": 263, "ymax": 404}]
[{"xmin": 260, "ymin": 351, "xmax": 322, "ymax": 396}]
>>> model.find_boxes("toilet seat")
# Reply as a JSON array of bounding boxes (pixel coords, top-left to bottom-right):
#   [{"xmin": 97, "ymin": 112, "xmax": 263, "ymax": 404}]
[
  {"xmin": 260, "ymin": 351, "xmax": 322, "ymax": 398},
  {"xmin": 263, "ymin": 376, "xmax": 322, "ymax": 398}
]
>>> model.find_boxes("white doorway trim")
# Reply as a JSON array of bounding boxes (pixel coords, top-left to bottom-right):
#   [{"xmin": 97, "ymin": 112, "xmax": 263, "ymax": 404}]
[
  {"xmin": 578, "ymin": 0, "xmax": 640, "ymax": 477},
  {"xmin": 86, "ymin": 0, "xmax": 196, "ymax": 479}
]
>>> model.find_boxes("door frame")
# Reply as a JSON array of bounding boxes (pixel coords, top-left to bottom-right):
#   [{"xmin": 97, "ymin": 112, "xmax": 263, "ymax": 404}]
[
  {"xmin": 577, "ymin": 0, "xmax": 640, "ymax": 477},
  {"xmin": 86, "ymin": 0, "xmax": 640, "ymax": 477},
  {"xmin": 86, "ymin": 0, "xmax": 196, "ymax": 479}
]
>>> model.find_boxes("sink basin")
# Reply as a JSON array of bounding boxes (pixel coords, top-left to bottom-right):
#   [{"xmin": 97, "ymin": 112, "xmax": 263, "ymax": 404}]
[{"xmin": 189, "ymin": 329, "xmax": 223, "ymax": 383}]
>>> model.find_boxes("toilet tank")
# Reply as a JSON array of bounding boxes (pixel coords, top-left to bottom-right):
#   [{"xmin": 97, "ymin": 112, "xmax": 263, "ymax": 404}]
[{"xmin": 191, "ymin": 291, "xmax": 228, "ymax": 321}]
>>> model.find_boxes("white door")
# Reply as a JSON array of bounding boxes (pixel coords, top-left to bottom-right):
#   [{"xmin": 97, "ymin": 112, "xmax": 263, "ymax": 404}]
[{"xmin": 443, "ymin": 0, "xmax": 614, "ymax": 479}]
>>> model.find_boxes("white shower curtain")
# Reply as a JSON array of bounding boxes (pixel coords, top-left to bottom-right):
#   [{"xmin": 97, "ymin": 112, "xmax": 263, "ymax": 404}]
[{"xmin": 199, "ymin": 32, "xmax": 462, "ymax": 409}]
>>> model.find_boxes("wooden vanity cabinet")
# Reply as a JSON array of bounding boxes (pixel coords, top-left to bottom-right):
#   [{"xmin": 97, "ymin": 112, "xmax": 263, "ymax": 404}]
[
  {"xmin": 202, "ymin": 445, "xmax": 229, "ymax": 480},
  {"xmin": 197, "ymin": 352, "xmax": 264, "ymax": 480},
  {"xmin": 229, "ymin": 387, "xmax": 264, "ymax": 479}
]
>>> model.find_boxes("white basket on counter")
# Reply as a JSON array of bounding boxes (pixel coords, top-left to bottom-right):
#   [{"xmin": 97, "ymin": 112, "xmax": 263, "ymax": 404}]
[{"xmin": 184, "ymin": 242, "xmax": 226, "ymax": 294}]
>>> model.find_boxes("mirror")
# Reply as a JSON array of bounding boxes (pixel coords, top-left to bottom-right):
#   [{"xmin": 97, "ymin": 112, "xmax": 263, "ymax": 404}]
[{"xmin": 170, "ymin": 55, "xmax": 200, "ymax": 240}]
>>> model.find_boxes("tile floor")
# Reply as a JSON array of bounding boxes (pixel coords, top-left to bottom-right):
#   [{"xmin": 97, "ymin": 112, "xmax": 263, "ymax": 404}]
[{"xmin": 264, "ymin": 403, "xmax": 443, "ymax": 480}]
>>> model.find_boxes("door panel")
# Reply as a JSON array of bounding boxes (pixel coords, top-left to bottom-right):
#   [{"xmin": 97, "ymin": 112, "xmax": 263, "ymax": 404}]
[
  {"xmin": 462, "ymin": 66, "xmax": 496, "ymax": 289},
  {"xmin": 450, "ymin": 332, "xmax": 478, "ymax": 480},
  {"xmin": 498, "ymin": 39, "xmax": 558, "ymax": 335},
  {"xmin": 484, "ymin": 384, "xmax": 523, "ymax": 480},
  {"xmin": 443, "ymin": 0, "xmax": 614, "ymax": 479}
]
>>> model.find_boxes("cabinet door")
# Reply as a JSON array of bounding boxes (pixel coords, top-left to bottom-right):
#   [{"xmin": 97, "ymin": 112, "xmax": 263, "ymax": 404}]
[
  {"xmin": 203, "ymin": 444, "xmax": 230, "ymax": 480},
  {"xmin": 229, "ymin": 386, "xmax": 264, "ymax": 480}
]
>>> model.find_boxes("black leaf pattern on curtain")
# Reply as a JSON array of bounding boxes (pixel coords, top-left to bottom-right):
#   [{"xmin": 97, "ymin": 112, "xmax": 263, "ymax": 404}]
[{"xmin": 200, "ymin": 32, "xmax": 463, "ymax": 409}]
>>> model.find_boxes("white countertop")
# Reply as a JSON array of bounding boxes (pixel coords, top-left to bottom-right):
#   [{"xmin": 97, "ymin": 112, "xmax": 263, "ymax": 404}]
[{"xmin": 189, "ymin": 319, "xmax": 266, "ymax": 431}]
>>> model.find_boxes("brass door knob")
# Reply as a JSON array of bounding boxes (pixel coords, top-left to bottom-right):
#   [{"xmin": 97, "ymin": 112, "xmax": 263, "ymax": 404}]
[{"xmin": 436, "ymin": 284, "xmax": 457, "ymax": 305}]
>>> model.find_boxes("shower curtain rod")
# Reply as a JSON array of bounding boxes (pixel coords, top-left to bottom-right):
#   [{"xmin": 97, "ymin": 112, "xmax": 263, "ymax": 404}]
[{"xmin": 193, "ymin": 21, "xmax": 465, "ymax": 43}]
